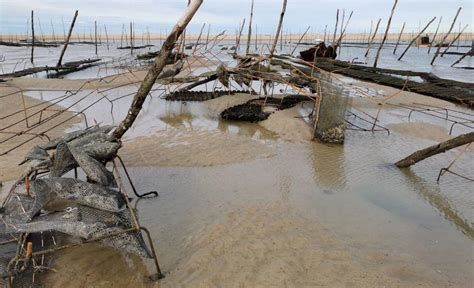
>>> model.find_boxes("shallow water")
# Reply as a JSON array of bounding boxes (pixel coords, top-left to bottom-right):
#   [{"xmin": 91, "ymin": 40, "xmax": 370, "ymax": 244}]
[
  {"xmin": 18, "ymin": 82, "xmax": 474, "ymax": 286},
  {"xmin": 1, "ymin": 39, "xmax": 473, "ymax": 286},
  {"xmin": 1, "ymin": 40, "xmax": 472, "ymax": 82}
]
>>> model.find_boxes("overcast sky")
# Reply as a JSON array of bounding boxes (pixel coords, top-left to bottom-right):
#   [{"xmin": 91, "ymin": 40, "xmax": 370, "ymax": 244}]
[{"xmin": 0, "ymin": 0, "xmax": 472, "ymax": 36}]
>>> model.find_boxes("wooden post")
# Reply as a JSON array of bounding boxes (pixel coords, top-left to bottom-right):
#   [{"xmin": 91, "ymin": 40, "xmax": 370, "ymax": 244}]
[
  {"xmin": 193, "ymin": 23, "xmax": 206, "ymax": 54},
  {"xmin": 269, "ymin": 0, "xmax": 288, "ymax": 58},
  {"xmin": 255, "ymin": 24, "xmax": 258, "ymax": 51},
  {"xmin": 323, "ymin": 24, "xmax": 327, "ymax": 43},
  {"xmin": 365, "ymin": 18, "xmax": 381, "ymax": 57},
  {"xmin": 338, "ymin": 9, "xmax": 345, "ymax": 54},
  {"xmin": 235, "ymin": 19, "xmax": 246, "ymax": 54},
  {"xmin": 205, "ymin": 24, "xmax": 211, "ymax": 50},
  {"xmin": 373, "ymin": 0, "xmax": 398, "ymax": 68},
  {"xmin": 367, "ymin": 20, "xmax": 373, "ymax": 44},
  {"xmin": 113, "ymin": 0, "xmax": 203, "ymax": 139},
  {"xmin": 396, "ymin": 132, "xmax": 474, "ymax": 168},
  {"xmin": 451, "ymin": 47, "xmax": 473, "ymax": 67},
  {"xmin": 246, "ymin": 0, "xmax": 255, "ymax": 55},
  {"xmin": 398, "ymin": 17, "xmax": 436, "ymax": 61},
  {"xmin": 120, "ymin": 23, "xmax": 125, "ymax": 48},
  {"xmin": 94, "ymin": 21, "xmax": 98, "ymax": 55},
  {"xmin": 291, "ymin": 26, "xmax": 311, "ymax": 55},
  {"xmin": 332, "ymin": 9, "xmax": 339, "ymax": 46},
  {"xmin": 61, "ymin": 18, "xmax": 67, "ymax": 40},
  {"xmin": 336, "ymin": 10, "xmax": 354, "ymax": 54},
  {"xmin": 428, "ymin": 16, "xmax": 442, "ymax": 54},
  {"xmin": 31, "ymin": 10, "xmax": 35, "ymax": 64},
  {"xmin": 104, "ymin": 24, "xmax": 110, "ymax": 50},
  {"xmin": 440, "ymin": 24, "xmax": 468, "ymax": 57},
  {"xmin": 50, "ymin": 19, "xmax": 56, "ymax": 42},
  {"xmin": 393, "ymin": 22, "xmax": 405, "ymax": 54},
  {"xmin": 130, "ymin": 22, "xmax": 133, "ymax": 54},
  {"xmin": 57, "ymin": 10, "xmax": 79, "ymax": 67},
  {"xmin": 431, "ymin": 7, "xmax": 462, "ymax": 65}
]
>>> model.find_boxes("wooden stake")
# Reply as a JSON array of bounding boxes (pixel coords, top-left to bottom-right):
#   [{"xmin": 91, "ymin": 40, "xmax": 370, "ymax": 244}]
[
  {"xmin": 104, "ymin": 24, "xmax": 110, "ymax": 50},
  {"xmin": 332, "ymin": 9, "xmax": 339, "ymax": 46},
  {"xmin": 396, "ymin": 132, "xmax": 474, "ymax": 168},
  {"xmin": 94, "ymin": 21, "xmax": 98, "ymax": 55},
  {"xmin": 428, "ymin": 16, "xmax": 442, "ymax": 54},
  {"xmin": 205, "ymin": 24, "xmax": 211, "ymax": 50},
  {"xmin": 336, "ymin": 10, "xmax": 354, "ymax": 54},
  {"xmin": 235, "ymin": 18, "xmax": 246, "ymax": 54},
  {"xmin": 431, "ymin": 7, "xmax": 462, "ymax": 65},
  {"xmin": 31, "ymin": 10, "xmax": 34, "ymax": 64},
  {"xmin": 57, "ymin": 10, "xmax": 79, "ymax": 67},
  {"xmin": 393, "ymin": 22, "xmax": 405, "ymax": 54},
  {"xmin": 451, "ymin": 47, "xmax": 473, "ymax": 67},
  {"xmin": 120, "ymin": 23, "xmax": 125, "ymax": 48},
  {"xmin": 373, "ymin": 0, "xmax": 398, "ymax": 68},
  {"xmin": 398, "ymin": 17, "xmax": 436, "ymax": 61},
  {"xmin": 365, "ymin": 18, "xmax": 381, "ymax": 57},
  {"xmin": 130, "ymin": 22, "xmax": 133, "ymax": 54},
  {"xmin": 50, "ymin": 19, "xmax": 56, "ymax": 42},
  {"xmin": 113, "ymin": 0, "xmax": 203, "ymax": 139},
  {"xmin": 269, "ymin": 0, "xmax": 288, "ymax": 58},
  {"xmin": 440, "ymin": 24, "xmax": 469, "ymax": 57},
  {"xmin": 246, "ymin": 0, "xmax": 255, "ymax": 55},
  {"xmin": 193, "ymin": 23, "xmax": 206, "ymax": 54},
  {"xmin": 291, "ymin": 26, "xmax": 311, "ymax": 55}
]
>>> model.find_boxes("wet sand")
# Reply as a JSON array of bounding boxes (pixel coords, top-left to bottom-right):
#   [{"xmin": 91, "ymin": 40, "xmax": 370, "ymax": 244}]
[{"xmin": 1, "ymin": 74, "xmax": 473, "ymax": 287}]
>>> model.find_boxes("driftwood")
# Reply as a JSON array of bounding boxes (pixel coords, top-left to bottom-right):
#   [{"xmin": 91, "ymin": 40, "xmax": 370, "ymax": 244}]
[
  {"xmin": 273, "ymin": 55, "xmax": 474, "ymax": 107},
  {"xmin": 395, "ymin": 132, "xmax": 474, "ymax": 168},
  {"xmin": 165, "ymin": 90, "xmax": 245, "ymax": 101},
  {"xmin": 113, "ymin": 0, "xmax": 203, "ymax": 139},
  {"xmin": 0, "ymin": 59, "xmax": 101, "ymax": 78},
  {"xmin": 0, "ymin": 41, "xmax": 58, "ymax": 47},
  {"xmin": 118, "ymin": 44, "xmax": 153, "ymax": 50}
]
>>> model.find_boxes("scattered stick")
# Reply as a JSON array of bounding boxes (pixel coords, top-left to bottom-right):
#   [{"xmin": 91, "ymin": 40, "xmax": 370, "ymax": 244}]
[
  {"xmin": 398, "ymin": 17, "xmax": 436, "ymax": 61},
  {"xmin": 431, "ymin": 7, "xmax": 461, "ymax": 65},
  {"xmin": 373, "ymin": 0, "xmax": 398, "ymax": 68},
  {"xmin": 57, "ymin": 10, "xmax": 79, "ymax": 67},
  {"xmin": 396, "ymin": 132, "xmax": 474, "ymax": 168}
]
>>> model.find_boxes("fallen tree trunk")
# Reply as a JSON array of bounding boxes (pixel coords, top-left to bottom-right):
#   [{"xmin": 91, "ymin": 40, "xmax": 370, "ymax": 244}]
[
  {"xmin": 113, "ymin": 0, "xmax": 203, "ymax": 139},
  {"xmin": 395, "ymin": 132, "xmax": 474, "ymax": 168}
]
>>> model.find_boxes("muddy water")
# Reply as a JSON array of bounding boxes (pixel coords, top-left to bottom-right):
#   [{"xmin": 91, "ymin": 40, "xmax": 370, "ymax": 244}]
[{"xmin": 5, "ymin": 68, "xmax": 471, "ymax": 286}]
